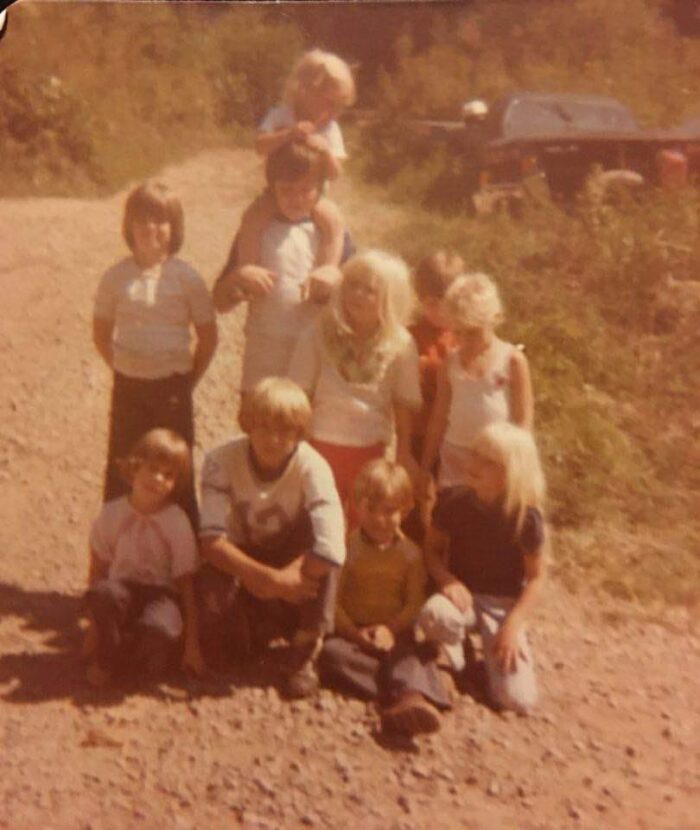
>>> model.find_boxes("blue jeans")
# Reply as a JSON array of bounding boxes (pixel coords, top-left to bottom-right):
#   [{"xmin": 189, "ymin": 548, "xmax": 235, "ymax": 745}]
[{"xmin": 418, "ymin": 593, "xmax": 538, "ymax": 714}]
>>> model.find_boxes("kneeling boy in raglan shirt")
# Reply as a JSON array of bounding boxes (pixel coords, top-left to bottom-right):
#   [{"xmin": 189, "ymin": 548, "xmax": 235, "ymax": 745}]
[{"xmin": 198, "ymin": 377, "xmax": 346, "ymax": 698}]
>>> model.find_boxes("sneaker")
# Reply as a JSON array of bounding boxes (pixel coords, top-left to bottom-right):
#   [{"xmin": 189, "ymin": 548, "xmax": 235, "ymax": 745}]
[
  {"xmin": 282, "ymin": 634, "xmax": 323, "ymax": 699},
  {"xmin": 284, "ymin": 659, "xmax": 320, "ymax": 699},
  {"xmin": 380, "ymin": 691, "xmax": 441, "ymax": 736}
]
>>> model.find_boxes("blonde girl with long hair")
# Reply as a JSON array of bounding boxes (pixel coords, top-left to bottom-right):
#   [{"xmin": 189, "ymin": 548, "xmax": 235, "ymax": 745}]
[
  {"xmin": 420, "ymin": 272, "xmax": 534, "ymax": 493},
  {"xmin": 288, "ymin": 250, "xmax": 421, "ymax": 517},
  {"xmin": 418, "ymin": 422, "xmax": 547, "ymax": 714}
]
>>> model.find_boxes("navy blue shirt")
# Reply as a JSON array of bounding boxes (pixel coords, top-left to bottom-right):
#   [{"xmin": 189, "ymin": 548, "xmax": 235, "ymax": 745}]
[{"xmin": 433, "ymin": 488, "xmax": 544, "ymax": 598}]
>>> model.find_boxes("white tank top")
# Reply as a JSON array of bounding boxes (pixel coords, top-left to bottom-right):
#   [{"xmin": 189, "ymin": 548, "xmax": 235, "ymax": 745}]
[{"xmin": 444, "ymin": 338, "xmax": 514, "ymax": 448}]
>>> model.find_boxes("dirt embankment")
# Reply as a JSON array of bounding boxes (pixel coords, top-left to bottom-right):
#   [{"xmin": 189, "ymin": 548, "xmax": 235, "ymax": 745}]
[{"xmin": 0, "ymin": 150, "xmax": 697, "ymax": 830}]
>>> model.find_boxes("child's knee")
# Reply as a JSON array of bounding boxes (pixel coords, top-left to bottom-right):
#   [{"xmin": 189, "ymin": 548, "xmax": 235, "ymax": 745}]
[
  {"xmin": 415, "ymin": 594, "xmax": 469, "ymax": 671},
  {"xmin": 86, "ymin": 579, "xmax": 128, "ymax": 620},
  {"xmin": 417, "ymin": 593, "xmax": 468, "ymax": 632},
  {"xmin": 490, "ymin": 668, "xmax": 539, "ymax": 715}
]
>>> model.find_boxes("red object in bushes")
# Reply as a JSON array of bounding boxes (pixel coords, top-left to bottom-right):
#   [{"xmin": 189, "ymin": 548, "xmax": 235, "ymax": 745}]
[{"xmin": 656, "ymin": 148, "xmax": 688, "ymax": 188}]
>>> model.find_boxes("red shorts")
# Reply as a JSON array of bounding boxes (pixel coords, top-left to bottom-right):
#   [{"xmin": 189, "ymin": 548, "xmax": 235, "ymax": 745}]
[{"xmin": 310, "ymin": 439, "xmax": 384, "ymax": 527}]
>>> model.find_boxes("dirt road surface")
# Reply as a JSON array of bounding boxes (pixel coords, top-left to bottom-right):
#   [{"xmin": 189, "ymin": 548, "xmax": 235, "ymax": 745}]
[{"xmin": 0, "ymin": 150, "xmax": 698, "ymax": 829}]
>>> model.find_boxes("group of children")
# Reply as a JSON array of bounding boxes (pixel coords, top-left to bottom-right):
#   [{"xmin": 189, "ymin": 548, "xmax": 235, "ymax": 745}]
[{"xmin": 83, "ymin": 49, "xmax": 548, "ymax": 736}]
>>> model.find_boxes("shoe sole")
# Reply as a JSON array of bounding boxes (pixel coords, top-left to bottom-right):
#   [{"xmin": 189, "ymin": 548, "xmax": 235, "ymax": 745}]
[{"xmin": 382, "ymin": 700, "xmax": 441, "ymax": 736}]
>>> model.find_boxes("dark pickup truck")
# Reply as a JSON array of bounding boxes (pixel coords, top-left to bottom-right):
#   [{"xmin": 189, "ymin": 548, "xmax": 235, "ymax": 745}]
[{"xmin": 413, "ymin": 92, "xmax": 700, "ymax": 208}]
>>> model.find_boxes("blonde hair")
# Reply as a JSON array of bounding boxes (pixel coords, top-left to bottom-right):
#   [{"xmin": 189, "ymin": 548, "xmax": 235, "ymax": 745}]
[
  {"xmin": 444, "ymin": 272, "xmax": 503, "ymax": 331},
  {"xmin": 285, "ymin": 49, "xmax": 356, "ymax": 110},
  {"xmin": 322, "ymin": 250, "xmax": 416, "ymax": 382},
  {"xmin": 122, "ymin": 180, "xmax": 184, "ymax": 255},
  {"xmin": 413, "ymin": 250, "xmax": 465, "ymax": 300},
  {"xmin": 472, "ymin": 422, "xmax": 546, "ymax": 536},
  {"xmin": 120, "ymin": 428, "xmax": 191, "ymax": 496},
  {"xmin": 353, "ymin": 459, "xmax": 414, "ymax": 513},
  {"xmin": 239, "ymin": 377, "xmax": 311, "ymax": 437}
]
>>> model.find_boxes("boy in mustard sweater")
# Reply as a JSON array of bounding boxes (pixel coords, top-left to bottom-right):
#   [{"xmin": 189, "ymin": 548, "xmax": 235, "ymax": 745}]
[{"xmin": 319, "ymin": 459, "xmax": 452, "ymax": 735}]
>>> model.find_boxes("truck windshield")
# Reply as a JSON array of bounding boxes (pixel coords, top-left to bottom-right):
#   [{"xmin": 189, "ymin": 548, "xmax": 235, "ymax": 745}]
[{"xmin": 502, "ymin": 98, "xmax": 638, "ymax": 139}]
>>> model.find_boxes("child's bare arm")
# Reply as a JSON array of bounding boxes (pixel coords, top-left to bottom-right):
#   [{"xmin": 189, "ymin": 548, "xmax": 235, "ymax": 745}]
[
  {"xmin": 310, "ymin": 197, "xmax": 344, "ymax": 267},
  {"xmin": 191, "ymin": 321, "xmax": 218, "ymax": 386},
  {"xmin": 394, "ymin": 402, "xmax": 420, "ymax": 485},
  {"xmin": 176, "ymin": 573, "xmax": 205, "ymax": 676},
  {"xmin": 301, "ymin": 553, "xmax": 332, "ymax": 580},
  {"xmin": 200, "ymin": 536, "xmax": 318, "ymax": 604},
  {"xmin": 255, "ymin": 123, "xmax": 314, "ymax": 157},
  {"xmin": 419, "ymin": 363, "xmax": 451, "ymax": 486},
  {"xmin": 237, "ymin": 192, "xmax": 277, "ymax": 267},
  {"xmin": 494, "ymin": 551, "xmax": 547, "ymax": 672},
  {"xmin": 424, "ymin": 526, "xmax": 472, "ymax": 614},
  {"xmin": 92, "ymin": 318, "xmax": 114, "ymax": 369},
  {"xmin": 305, "ymin": 265, "xmax": 342, "ymax": 305},
  {"xmin": 510, "ymin": 349, "xmax": 534, "ymax": 430},
  {"xmin": 82, "ymin": 550, "xmax": 107, "ymax": 658},
  {"xmin": 505, "ymin": 551, "xmax": 546, "ymax": 630}
]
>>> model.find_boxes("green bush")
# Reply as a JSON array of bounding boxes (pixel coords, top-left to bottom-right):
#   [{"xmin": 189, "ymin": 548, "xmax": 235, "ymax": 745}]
[
  {"xmin": 356, "ymin": 0, "xmax": 700, "ymax": 207},
  {"xmin": 0, "ymin": 4, "xmax": 303, "ymax": 195},
  {"xmin": 0, "ymin": 67, "xmax": 96, "ymax": 189}
]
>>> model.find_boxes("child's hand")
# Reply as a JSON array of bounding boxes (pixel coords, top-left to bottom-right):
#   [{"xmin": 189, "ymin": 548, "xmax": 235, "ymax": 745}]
[
  {"xmin": 293, "ymin": 121, "xmax": 316, "ymax": 140},
  {"xmin": 235, "ymin": 265, "xmax": 276, "ymax": 298},
  {"xmin": 269, "ymin": 556, "xmax": 320, "ymax": 604},
  {"xmin": 356, "ymin": 627, "xmax": 382, "ymax": 655},
  {"xmin": 305, "ymin": 133, "xmax": 331, "ymax": 155},
  {"xmin": 181, "ymin": 641, "xmax": 206, "ymax": 677},
  {"xmin": 364, "ymin": 624, "xmax": 395, "ymax": 653},
  {"xmin": 493, "ymin": 618, "xmax": 526, "ymax": 674},
  {"xmin": 441, "ymin": 579, "xmax": 472, "ymax": 615},
  {"xmin": 303, "ymin": 265, "xmax": 341, "ymax": 304}
]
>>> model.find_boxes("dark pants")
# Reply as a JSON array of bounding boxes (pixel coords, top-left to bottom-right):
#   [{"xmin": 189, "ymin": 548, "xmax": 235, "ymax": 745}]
[
  {"xmin": 104, "ymin": 371, "xmax": 198, "ymax": 529},
  {"xmin": 197, "ymin": 519, "xmax": 338, "ymax": 668},
  {"xmin": 85, "ymin": 579, "xmax": 181, "ymax": 679},
  {"xmin": 319, "ymin": 634, "xmax": 452, "ymax": 710}
]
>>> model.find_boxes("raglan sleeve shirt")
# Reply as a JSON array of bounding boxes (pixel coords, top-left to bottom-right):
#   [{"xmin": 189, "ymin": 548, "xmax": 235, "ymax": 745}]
[
  {"xmin": 298, "ymin": 443, "xmax": 346, "ymax": 568},
  {"xmin": 162, "ymin": 505, "xmax": 200, "ymax": 579},
  {"xmin": 198, "ymin": 446, "xmax": 232, "ymax": 540}
]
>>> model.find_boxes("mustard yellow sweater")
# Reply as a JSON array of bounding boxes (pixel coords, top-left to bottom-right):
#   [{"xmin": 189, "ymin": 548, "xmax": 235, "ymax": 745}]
[{"xmin": 335, "ymin": 529, "xmax": 427, "ymax": 636}]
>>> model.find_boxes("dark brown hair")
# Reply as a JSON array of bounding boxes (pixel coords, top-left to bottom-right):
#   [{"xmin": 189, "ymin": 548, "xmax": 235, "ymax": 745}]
[
  {"xmin": 265, "ymin": 140, "xmax": 326, "ymax": 189},
  {"xmin": 413, "ymin": 250, "xmax": 465, "ymax": 300}
]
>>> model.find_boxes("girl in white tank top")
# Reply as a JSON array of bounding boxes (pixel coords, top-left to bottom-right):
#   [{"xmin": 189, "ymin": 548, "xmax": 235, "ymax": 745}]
[{"xmin": 419, "ymin": 273, "xmax": 534, "ymax": 491}]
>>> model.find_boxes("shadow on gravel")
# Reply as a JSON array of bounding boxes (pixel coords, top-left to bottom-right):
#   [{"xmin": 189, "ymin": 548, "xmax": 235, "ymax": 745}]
[{"xmin": 0, "ymin": 581, "xmax": 234, "ymax": 707}]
